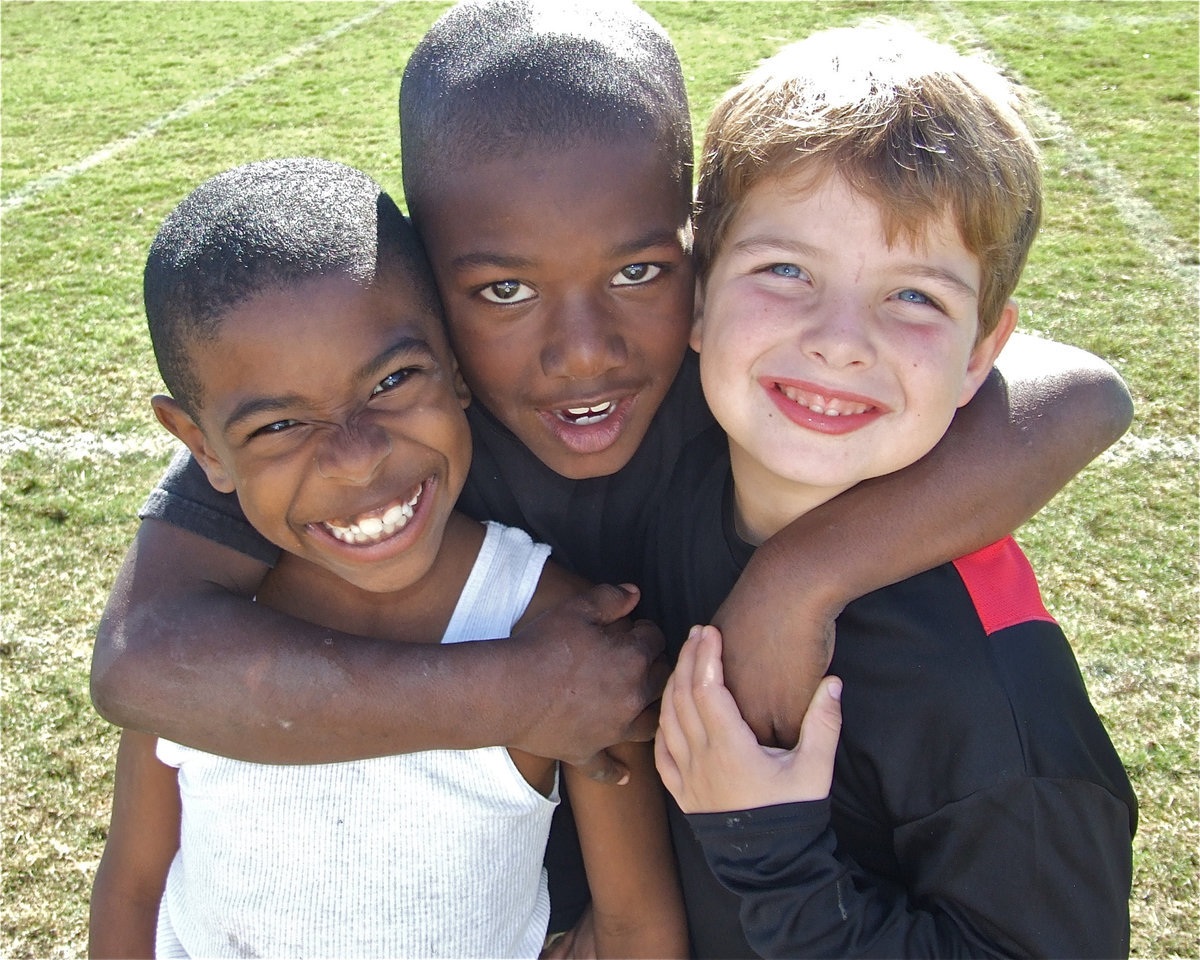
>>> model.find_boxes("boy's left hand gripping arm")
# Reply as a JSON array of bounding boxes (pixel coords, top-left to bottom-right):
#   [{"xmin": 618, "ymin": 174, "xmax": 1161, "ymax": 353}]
[{"xmin": 713, "ymin": 334, "xmax": 1132, "ymax": 745}]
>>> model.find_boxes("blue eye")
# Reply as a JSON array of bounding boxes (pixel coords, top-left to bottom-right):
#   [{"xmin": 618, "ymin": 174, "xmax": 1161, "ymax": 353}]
[
  {"xmin": 479, "ymin": 279, "xmax": 535, "ymax": 303},
  {"xmin": 612, "ymin": 263, "xmax": 662, "ymax": 286},
  {"xmin": 769, "ymin": 263, "xmax": 804, "ymax": 279},
  {"xmin": 896, "ymin": 288, "xmax": 933, "ymax": 305}
]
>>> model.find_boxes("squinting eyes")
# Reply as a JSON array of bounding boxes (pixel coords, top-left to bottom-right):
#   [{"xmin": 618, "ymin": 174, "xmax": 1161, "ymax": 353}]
[
  {"xmin": 250, "ymin": 419, "xmax": 299, "ymax": 440},
  {"xmin": 611, "ymin": 263, "xmax": 662, "ymax": 286},
  {"xmin": 371, "ymin": 368, "xmax": 417, "ymax": 396},
  {"xmin": 768, "ymin": 263, "xmax": 806, "ymax": 279}
]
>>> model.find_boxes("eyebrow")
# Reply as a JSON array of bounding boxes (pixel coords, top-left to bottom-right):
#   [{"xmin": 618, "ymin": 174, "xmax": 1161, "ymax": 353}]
[
  {"xmin": 729, "ymin": 235, "xmax": 978, "ymax": 299},
  {"xmin": 900, "ymin": 264, "xmax": 979, "ymax": 300},
  {"xmin": 447, "ymin": 228, "xmax": 684, "ymax": 273},
  {"xmin": 222, "ymin": 334, "xmax": 438, "ymax": 435},
  {"xmin": 729, "ymin": 234, "xmax": 823, "ymax": 261}
]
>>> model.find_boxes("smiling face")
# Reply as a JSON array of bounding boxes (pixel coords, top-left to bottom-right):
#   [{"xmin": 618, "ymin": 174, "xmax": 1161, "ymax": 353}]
[
  {"xmin": 415, "ymin": 140, "xmax": 694, "ymax": 480},
  {"xmin": 693, "ymin": 172, "xmax": 1016, "ymax": 544},
  {"xmin": 155, "ymin": 271, "xmax": 473, "ymax": 594}
]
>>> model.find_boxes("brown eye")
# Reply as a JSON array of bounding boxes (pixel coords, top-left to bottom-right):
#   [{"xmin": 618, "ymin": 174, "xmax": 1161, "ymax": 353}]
[
  {"xmin": 612, "ymin": 263, "xmax": 662, "ymax": 286},
  {"xmin": 480, "ymin": 279, "xmax": 534, "ymax": 303}
]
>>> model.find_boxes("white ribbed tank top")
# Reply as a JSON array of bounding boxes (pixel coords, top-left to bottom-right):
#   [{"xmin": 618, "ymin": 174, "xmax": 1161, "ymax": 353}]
[{"xmin": 155, "ymin": 522, "xmax": 556, "ymax": 958}]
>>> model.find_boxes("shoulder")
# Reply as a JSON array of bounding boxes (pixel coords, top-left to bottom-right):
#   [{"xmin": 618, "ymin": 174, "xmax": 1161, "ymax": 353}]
[
  {"xmin": 950, "ymin": 536, "xmax": 1056, "ymax": 635},
  {"xmin": 833, "ymin": 539, "xmax": 1129, "ymax": 820}
]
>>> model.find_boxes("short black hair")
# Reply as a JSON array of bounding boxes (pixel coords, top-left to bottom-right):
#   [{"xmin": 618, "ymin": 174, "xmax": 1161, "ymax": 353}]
[
  {"xmin": 399, "ymin": 0, "xmax": 693, "ymax": 223},
  {"xmin": 145, "ymin": 157, "xmax": 440, "ymax": 417}
]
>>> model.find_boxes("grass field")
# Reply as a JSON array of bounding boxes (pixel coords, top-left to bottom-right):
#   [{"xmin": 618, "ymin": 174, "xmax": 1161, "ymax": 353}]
[{"xmin": 2, "ymin": 1, "xmax": 1196, "ymax": 956}]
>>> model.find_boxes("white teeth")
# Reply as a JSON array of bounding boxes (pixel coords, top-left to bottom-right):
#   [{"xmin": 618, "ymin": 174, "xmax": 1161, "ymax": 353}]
[
  {"xmin": 322, "ymin": 485, "xmax": 423, "ymax": 545},
  {"xmin": 381, "ymin": 504, "xmax": 406, "ymax": 526},
  {"xmin": 560, "ymin": 401, "xmax": 614, "ymax": 426},
  {"xmin": 779, "ymin": 385, "xmax": 867, "ymax": 417}
]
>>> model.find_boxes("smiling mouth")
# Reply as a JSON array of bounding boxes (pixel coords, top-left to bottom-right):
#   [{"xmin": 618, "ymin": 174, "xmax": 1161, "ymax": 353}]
[
  {"xmin": 320, "ymin": 484, "xmax": 423, "ymax": 545},
  {"xmin": 775, "ymin": 383, "xmax": 876, "ymax": 417},
  {"xmin": 554, "ymin": 400, "xmax": 616, "ymax": 426}
]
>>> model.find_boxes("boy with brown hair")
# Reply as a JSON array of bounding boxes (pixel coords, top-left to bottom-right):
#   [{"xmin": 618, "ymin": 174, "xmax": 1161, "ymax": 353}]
[{"xmin": 653, "ymin": 22, "xmax": 1136, "ymax": 958}]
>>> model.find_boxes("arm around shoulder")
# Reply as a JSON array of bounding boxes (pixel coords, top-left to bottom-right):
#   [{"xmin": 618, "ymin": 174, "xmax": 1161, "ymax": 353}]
[
  {"xmin": 93, "ymin": 519, "xmax": 666, "ymax": 767},
  {"xmin": 712, "ymin": 333, "xmax": 1132, "ymax": 746}
]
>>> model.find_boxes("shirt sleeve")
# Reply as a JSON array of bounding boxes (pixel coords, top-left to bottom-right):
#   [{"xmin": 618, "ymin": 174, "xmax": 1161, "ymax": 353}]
[
  {"xmin": 687, "ymin": 776, "xmax": 1133, "ymax": 959},
  {"xmin": 139, "ymin": 448, "xmax": 279, "ymax": 566}
]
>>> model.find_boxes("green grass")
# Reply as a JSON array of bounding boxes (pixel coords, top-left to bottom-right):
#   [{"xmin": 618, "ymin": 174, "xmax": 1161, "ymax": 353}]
[{"xmin": 2, "ymin": 2, "xmax": 1196, "ymax": 956}]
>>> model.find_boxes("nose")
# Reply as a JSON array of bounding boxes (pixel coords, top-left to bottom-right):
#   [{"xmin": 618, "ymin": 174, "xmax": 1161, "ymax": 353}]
[
  {"xmin": 539, "ymin": 293, "xmax": 628, "ymax": 380},
  {"xmin": 798, "ymin": 296, "xmax": 876, "ymax": 370},
  {"xmin": 314, "ymin": 418, "xmax": 392, "ymax": 484}
]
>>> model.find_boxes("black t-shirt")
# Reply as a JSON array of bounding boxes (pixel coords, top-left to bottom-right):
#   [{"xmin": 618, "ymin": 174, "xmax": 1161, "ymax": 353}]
[{"xmin": 641, "ymin": 441, "xmax": 1138, "ymax": 958}]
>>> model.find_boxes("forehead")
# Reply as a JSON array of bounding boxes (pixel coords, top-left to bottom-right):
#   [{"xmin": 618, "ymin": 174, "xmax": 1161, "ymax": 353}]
[
  {"xmin": 739, "ymin": 170, "xmax": 971, "ymax": 255},
  {"xmin": 418, "ymin": 139, "xmax": 690, "ymax": 256},
  {"xmin": 192, "ymin": 273, "xmax": 449, "ymax": 413}
]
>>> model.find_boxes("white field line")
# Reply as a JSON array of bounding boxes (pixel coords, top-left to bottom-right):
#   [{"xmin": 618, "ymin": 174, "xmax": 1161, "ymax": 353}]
[
  {"xmin": 0, "ymin": 425, "xmax": 1194, "ymax": 467},
  {"xmin": 934, "ymin": 3, "xmax": 1198, "ymax": 301},
  {"xmin": 0, "ymin": 426, "xmax": 174, "ymax": 461},
  {"xmin": 0, "ymin": 0, "xmax": 397, "ymax": 216}
]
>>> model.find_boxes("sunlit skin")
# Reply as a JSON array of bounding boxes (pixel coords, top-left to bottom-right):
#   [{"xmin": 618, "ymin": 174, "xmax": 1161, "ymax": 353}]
[
  {"xmin": 152, "ymin": 272, "xmax": 474, "ymax": 597},
  {"xmin": 693, "ymin": 172, "xmax": 1017, "ymax": 545},
  {"xmin": 417, "ymin": 140, "xmax": 695, "ymax": 480}
]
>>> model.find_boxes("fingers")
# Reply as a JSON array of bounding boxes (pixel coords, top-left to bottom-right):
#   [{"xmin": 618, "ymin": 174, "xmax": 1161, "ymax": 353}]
[
  {"xmin": 622, "ymin": 701, "xmax": 661, "ymax": 743},
  {"xmin": 665, "ymin": 626, "xmax": 706, "ymax": 747},
  {"xmin": 577, "ymin": 582, "xmax": 641, "ymax": 626},
  {"xmin": 570, "ymin": 749, "xmax": 631, "ymax": 787},
  {"xmin": 653, "ymin": 721, "xmax": 682, "ymax": 798},
  {"xmin": 798, "ymin": 675, "xmax": 842, "ymax": 751},
  {"xmin": 790, "ymin": 675, "xmax": 842, "ymax": 799}
]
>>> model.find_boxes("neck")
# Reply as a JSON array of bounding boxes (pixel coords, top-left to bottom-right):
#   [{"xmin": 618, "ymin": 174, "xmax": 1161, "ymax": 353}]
[
  {"xmin": 259, "ymin": 512, "xmax": 485, "ymax": 642},
  {"xmin": 727, "ymin": 441, "xmax": 852, "ymax": 547}
]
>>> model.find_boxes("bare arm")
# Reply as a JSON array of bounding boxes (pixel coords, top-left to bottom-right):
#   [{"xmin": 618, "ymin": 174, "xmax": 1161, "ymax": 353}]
[
  {"xmin": 567, "ymin": 742, "xmax": 689, "ymax": 959},
  {"xmin": 91, "ymin": 518, "xmax": 667, "ymax": 777},
  {"xmin": 89, "ymin": 731, "xmax": 180, "ymax": 959},
  {"xmin": 715, "ymin": 334, "xmax": 1133, "ymax": 745}
]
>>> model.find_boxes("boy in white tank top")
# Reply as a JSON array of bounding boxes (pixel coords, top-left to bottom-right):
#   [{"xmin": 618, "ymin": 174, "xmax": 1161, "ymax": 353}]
[{"xmin": 89, "ymin": 158, "xmax": 685, "ymax": 959}]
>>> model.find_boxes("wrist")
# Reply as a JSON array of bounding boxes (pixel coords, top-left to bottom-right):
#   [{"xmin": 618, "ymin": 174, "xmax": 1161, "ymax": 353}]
[
  {"xmin": 488, "ymin": 631, "xmax": 542, "ymax": 751},
  {"xmin": 746, "ymin": 532, "xmax": 849, "ymax": 622}
]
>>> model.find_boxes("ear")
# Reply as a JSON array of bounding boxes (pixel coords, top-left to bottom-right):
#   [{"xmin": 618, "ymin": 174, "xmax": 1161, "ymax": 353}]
[
  {"xmin": 150, "ymin": 395, "xmax": 237, "ymax": 494},
  {"xmin": 958, "ymin": 300, "xmax": 1018, "ymax": 408},
  {"xmin": 450, "ymin": 359, "xmax": 472, "ymax": 410},
  {"xmin": 690, "ymin": 276, "xmax": 707, "ymax": 354}
]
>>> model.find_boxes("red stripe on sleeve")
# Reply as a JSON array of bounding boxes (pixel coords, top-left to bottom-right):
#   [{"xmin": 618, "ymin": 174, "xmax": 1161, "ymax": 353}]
[{"xmin": 951, "ymin": 537, "xmax": 1057, "ymax": 636}]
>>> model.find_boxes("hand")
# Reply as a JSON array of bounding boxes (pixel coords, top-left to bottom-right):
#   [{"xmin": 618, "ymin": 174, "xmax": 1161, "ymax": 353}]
[
  {"xmin": 713, "ymin": 552, "xmax": 836, "ymax": 747},
  {"xmin": 656, "ymin": 625, "xmax": 842, "ymax": 814},
  {"xmin": 512, "ymin": 584, "xmax": 669, "ymax": 785}
]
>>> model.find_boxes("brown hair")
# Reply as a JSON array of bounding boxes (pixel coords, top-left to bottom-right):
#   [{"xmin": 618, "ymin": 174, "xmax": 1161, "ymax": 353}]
[{"xmin": 694, "ymin": 20, "xmax": 1042, "ymax": 335}]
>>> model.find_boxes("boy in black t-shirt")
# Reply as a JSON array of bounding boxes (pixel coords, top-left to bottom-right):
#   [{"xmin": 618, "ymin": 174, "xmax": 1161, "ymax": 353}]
[
  {"xmin": 91, "ymin": 0, "xmax": 1131, "ymax": 945},
  {"xmin": 653, "ymin": 22, "xmax": 1136, "ymax": 957}
]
